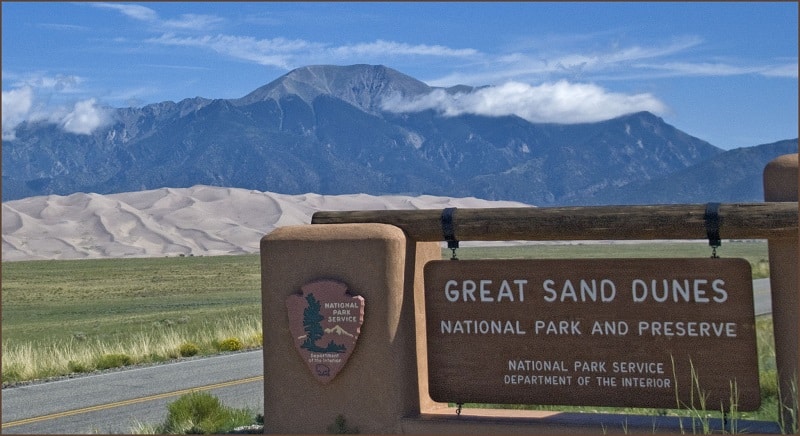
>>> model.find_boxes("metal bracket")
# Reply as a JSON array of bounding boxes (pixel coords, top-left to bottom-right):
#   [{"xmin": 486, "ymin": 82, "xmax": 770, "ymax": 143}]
[
  {"xmin": 441, "ymin": 207, "xmax": 459, "ymax": 260},
  {"xmin": 704, "ymin": 202, "xmax": 722, "ymax": 258}
]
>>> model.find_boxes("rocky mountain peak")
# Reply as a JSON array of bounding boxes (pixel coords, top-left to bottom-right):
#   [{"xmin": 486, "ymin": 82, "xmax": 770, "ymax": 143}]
[{"xmin": 234, "ymin": 64, "xmax": 432, "ymax": 113}]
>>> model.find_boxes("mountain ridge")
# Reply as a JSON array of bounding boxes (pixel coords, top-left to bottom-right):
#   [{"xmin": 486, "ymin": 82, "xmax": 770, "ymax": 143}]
[
  {"xmin": 2, "ymin": 64, "xmax": 795, "ymax": 205},
  {"xmin": 573, "ymin": 139, "xmax": 799, "ymax": 205}
]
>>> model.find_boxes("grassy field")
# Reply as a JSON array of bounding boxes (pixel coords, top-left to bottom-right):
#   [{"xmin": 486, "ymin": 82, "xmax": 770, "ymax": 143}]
[
  {"xmin": 1, "ymin": 240, "xmax": 784, "ymax": 426},
  {"xmin": 2, "ymin": 255, "xmax": 263, "ymax": 383},
  {"xmin": 2, "ymin": 255, "xmax": 262, "ymax": 346}
]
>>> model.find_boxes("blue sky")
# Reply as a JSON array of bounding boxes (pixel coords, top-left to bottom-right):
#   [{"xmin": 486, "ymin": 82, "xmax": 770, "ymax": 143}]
[{"xmin": 2, "ymin": 2, "xmax": 797, "ymax": 149}]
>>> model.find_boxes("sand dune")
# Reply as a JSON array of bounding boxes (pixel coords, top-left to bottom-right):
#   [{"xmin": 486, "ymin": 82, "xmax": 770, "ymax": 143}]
[{"xmin": 2, "ymin": 185, "xmax": 532, "ymax": 261}]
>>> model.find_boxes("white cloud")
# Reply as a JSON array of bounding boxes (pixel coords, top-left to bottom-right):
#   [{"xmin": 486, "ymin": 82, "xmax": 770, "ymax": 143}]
[
  {"xmin": 147, "ymin": 33, "xmax": 478, "ymax": 69},
  {"xmin": 629, "ymin": 60, "xmax": 800, "ymax": 79},
  {"xmin": 60, "ymin": 99, "xmax": 111, "ymax": 135},
  {"xmin": 23, "ymin": 73, "xmax": 83, "ymax": 92},
  {"xmin": 605, "ymin": 36, "xmax": 704, "ymax": 64},
  {"xmin": 163, "ymin": 13, "xmax": 224, "ymax": 30},
  {"xmin": 381, "ymin": 80, "xmax": 668, "ymax": 124},
  {"xmin": 638, "ymin": 62, "xmax": 764, "ymax": 76},
  {"xmin": 91, "ymin": 3, "xmax": 159, "ymax": 22},
  {"xmin": 2, "ymin": 75, "xmax": 111, "ymax": 139},
  {"xmin": 331, "ymin": 40, "xmax": 478, "ymax": 58},
  {"xmin": 761, "ymin": 62, "xmax": 799, "ymax": 78},
  {"xmin": 91, "ymin": 3, "xmax": 222, "ymax": 31},
  {"xmin": 37, "ymin": 22, "xmax": 91, "ymax": 32},
  {"xmin": 426, "ymin": 37, "xmax": 706, "ymax": 87},
  {"xmin": 147, "ymin": 33, "xmax": 318, "ymax": 68},
  {"xmin": 96, "ymin": 5, "xmax": 789, "ymax": 89},
  {"xmin": 2, "ymin": 86, "xmax": 35, "ymax": 140}
]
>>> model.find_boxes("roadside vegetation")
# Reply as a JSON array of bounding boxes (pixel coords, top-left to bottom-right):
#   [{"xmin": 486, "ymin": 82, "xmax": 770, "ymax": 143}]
[
  {"xmin": 2, "ymin": 254, "xmax": 262, "ymax": 385},
  {"xmin": 131, "ymin": 391, "xmax": 263, "ymax": 434},
  {"xmin": 2, "ymin": 240, "xmax": 788, "ymax": 430},
  {"xmin": 2, "ymin": 314, "xmax": 261, "ymax": 384}
]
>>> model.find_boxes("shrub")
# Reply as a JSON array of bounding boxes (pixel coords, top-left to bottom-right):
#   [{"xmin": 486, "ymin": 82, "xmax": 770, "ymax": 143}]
[
  {"xmin": 68, "ymin": 360, "xmax": 92, "ymax": 373},
  {"xmin": 218, "ymin": 337, "xmax": 242, "ymax": 352},
  {"xmin": 155, "ymin": 391, "xmax": 255, "ymax": 434},
  {"xmin": 95, "ymin": 353, "xmax": 133, "ymax": 370},
  {"xmin": 165, "ymin": 391, "xmax": 223, "ymax": 433},
  {"xmin": 761, "ymin": 369, "xmax": 779, "ymax": 399},
  {"xmin": 2, "ymin": 365, "xmax": 23, "ymax": 384},
  {"xmin": 147, "ymin": 352, "xmax": 169, "ymax": 363},
  {"xmin": 179, "ymin": 342, "xmax": 201, "ymax": 357}
]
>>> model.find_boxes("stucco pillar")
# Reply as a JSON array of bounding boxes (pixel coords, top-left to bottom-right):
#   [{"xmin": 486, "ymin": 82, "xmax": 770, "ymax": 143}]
[
  {"xmin": 260, "ymin": 223, "xmax": 419, "ymax": 434},
  {"xmin": 764, "ymin": 152, "xmax": 799, "ymax": 430}
]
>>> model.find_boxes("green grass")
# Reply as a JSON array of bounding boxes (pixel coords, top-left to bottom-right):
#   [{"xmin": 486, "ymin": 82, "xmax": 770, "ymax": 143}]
[
  {"xmin": 2, "ymin": 254, "xmax": 263, "ymax": 384},
  {"xmin": 2, "ymin": 255, "xmax": 261, "ymax": 346}
]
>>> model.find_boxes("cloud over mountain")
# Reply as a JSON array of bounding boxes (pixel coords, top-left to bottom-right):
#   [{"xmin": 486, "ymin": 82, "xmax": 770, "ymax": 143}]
[
  {"xmin": 60, "ymin": 99, "xmax": 111, "ymax": 134},
  {"xmin": 381, "ymin": 80, "xmax": 668, "ymax": 124},
  {"xmin": 1, "ymin": 86, "xmax": 34, "ymax": 140},
  {"xmin": 2, "ymin": 74, "xmax": 112, "ymax": 139}
]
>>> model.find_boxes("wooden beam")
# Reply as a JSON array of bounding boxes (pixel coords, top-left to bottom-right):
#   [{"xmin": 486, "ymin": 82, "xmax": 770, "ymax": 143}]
[{"xmin": 311, "ymin": 202, "xmax": 798, "ymax": 241}]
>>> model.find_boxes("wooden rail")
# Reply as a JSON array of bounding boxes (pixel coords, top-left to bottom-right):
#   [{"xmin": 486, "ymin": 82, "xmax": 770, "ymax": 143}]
[{"xmin": 311, "ymin": 202, "xmax": 798, "ymax": 241}]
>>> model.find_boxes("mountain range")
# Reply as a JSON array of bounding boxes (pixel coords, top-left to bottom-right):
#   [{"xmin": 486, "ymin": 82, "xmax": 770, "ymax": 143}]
[{"xmin": 3, "ymin": 64, "xmax": 796, "ymax": 205}]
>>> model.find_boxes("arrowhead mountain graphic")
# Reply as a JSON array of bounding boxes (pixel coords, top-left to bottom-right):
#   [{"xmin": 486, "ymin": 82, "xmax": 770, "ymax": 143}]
[{"xmin": 325, "ymin": 325, "xmax": 355, "ymax": 337}]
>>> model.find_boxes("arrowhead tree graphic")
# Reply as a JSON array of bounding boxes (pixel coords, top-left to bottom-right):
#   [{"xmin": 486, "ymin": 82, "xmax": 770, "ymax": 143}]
[
  {"xmin": 286, "ymin": 279, "xmax": 365, "ymax": 383},
  {"xmin": 301, "ymin": 293, "xmax": 346, "ymax": 353}
]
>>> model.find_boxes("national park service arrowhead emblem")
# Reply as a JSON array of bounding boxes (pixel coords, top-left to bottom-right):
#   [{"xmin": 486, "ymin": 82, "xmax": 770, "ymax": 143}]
[{"xmin": 286, "ymin": 280, "xmax": 365, "ymax": 384}]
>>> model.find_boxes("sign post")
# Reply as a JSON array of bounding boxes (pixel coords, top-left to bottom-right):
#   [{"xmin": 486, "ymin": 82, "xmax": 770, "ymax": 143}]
[{"xmin": 425, "ymin": 258, "xmax": 760, "ymax": 411}]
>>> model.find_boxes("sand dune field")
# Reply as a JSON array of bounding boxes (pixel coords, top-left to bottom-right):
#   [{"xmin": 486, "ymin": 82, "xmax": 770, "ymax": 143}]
[{"xmin": 2, "ymin": 185, "xmax": 532, "ymax": 261}]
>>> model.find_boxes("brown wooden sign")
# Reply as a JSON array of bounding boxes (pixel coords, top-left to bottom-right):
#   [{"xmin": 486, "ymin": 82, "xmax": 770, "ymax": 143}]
[{"xmin": 424, "ymin": 258, "xmax": 760, "ymax": 411}]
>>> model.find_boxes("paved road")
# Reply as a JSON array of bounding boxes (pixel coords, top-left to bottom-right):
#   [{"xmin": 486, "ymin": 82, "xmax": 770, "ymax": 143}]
[
  {"xmin": 753, "ymin": 278, "xmax": 772, "ymax": 316},
  {"xmin": 1, "ymin": 280, "xmax": 773, "ymax": 434},
  {"xmin": 1, "ymin": 350, "xmax": 264, "ymax": 434}
]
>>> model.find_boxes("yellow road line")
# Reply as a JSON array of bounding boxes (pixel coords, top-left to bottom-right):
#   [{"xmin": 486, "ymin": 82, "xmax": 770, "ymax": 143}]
[{"xmin": 1, "ymin": 375, "xmax": 263, "ymax": 429}]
